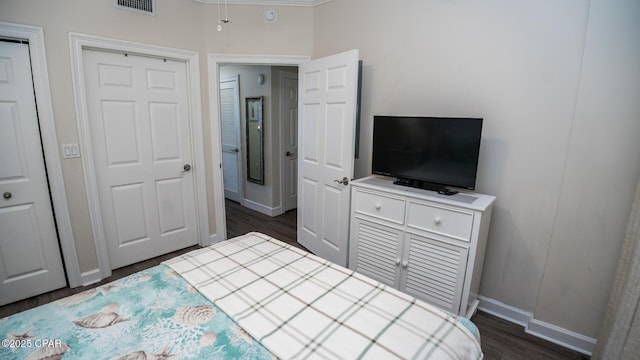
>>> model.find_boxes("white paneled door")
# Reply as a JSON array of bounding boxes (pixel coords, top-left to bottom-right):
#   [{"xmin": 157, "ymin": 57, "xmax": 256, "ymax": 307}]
[
  {"xmin": 0, "ymin": 41, "xmax": 66, "ymax": 305},
  {"xmin": 282, "ymin": 71, "xmax": 298, "ymax": 212},
  {"xmin": 297, "ymin": 49, "xmax": 359, "ymax": 266},
  {"xmin": 219, "ymin": 75, "xmax": 242, "ymax": 203},
  {"xmin": 83, "ymin": 50, "xmax": 198, "ymax": 269}
]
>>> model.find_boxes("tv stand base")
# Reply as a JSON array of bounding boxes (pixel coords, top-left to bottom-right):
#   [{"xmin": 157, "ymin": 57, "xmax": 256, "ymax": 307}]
[{"xmin": 393, "ymin": 178, "xmax": 459, "ymax": 195}]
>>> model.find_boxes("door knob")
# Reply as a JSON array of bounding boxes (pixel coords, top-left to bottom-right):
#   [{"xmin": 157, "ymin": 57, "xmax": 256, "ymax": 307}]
[
  {"xmin": 3, "ymin": 192, "xmax": 11, "ymax": 199},
  {"xmin": 333, "ymin": 177, "xmax": 349, "ymax": 185},
  {"xmin": 285, "ymin": 151, "xmax": 294, "ymax": 157},
  {"xmin": 183, "ymin": 164, "xmax": 191, "ymax": 172},
  {"xmin": 230, "ymin": 148, "xmax": 239, "ymax": 153}
]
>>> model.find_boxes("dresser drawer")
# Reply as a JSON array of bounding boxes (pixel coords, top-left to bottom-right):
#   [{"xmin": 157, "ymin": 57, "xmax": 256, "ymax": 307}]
[
  {"xmin": 407, "ymin": 201, "xmax": 473, "ymax": 241},
  {"xmin": 353, "ymin": 189, "xmax": 405, "ymax": 225}
]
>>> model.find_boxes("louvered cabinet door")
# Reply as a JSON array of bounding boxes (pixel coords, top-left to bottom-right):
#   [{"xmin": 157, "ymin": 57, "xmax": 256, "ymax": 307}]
[
  {"xmin": 400, "ymin": 232, "xmax": 469, "ymax": 314},
  {"xmin": 350, "ymin": 217, "xmax": 403, "ymax": 288}
]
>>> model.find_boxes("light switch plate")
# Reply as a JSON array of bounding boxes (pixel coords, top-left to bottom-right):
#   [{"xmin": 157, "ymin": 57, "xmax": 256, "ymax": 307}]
[{"xmin": 62, "ymin": 144, "xmax": 80, "ymax": 159}]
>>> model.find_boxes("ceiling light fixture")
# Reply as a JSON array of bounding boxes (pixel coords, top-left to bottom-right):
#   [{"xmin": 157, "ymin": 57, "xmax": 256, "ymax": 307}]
[{"xmin": 217, "ymin": 0, "xmax": 231, "ymax": 31}]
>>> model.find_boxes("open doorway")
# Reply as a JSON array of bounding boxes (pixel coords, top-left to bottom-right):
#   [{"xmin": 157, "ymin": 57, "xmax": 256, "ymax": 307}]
[
  {"xmin": 210, "ymin": 51, "xmax": 360, "ymax": 265},
  {"xmin": 218, "ymin": 64, "xmax": 299, "ymax": 245}
]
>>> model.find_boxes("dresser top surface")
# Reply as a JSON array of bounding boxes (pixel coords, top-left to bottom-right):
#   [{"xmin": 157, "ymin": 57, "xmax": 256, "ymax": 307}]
[{"xmin": 352, "ymin": 176, "xmax": 496, "ymax": 211}]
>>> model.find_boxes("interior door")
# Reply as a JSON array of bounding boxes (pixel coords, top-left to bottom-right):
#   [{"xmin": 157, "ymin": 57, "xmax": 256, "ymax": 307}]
[
  {"xmin": 297, "ymin": 49, "xmax": 359, "ymax": 266},
  {"xmin": 282, "ymin": 71, "xmax": 298, "ymax": 212},
  {"xmin": 220, "ymin": 75, "xmax": 242, "ymax": 203},
  {"xmin": 83, "ymin": 49, "xmax": 198, "ymax": 269},
  {"xmin": 0, "ymin": 41, "xmax": 66, "ymax": 305}
]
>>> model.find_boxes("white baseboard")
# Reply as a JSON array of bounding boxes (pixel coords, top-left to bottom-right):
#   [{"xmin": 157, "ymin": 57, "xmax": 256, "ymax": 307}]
[
  {"xmin": 477, "ymin": 296, "xmax": 596, "ymax": 356},
  {"xmin": 208, "ymin": 233, "xmax": 221, "ymax": 245},
  {"xmin": 477, "ymin": 296, "xmax": 530, "ymax": 327},
  {"xmin": 243, "ymin": 199, "xmax": 282, "ymax": 217},
  {"xmin": 526, "ymin": 318, "xmax": 597, "ymax": 356},
  {"xmin": 80, "ymin": 268, "xmax": 102, "ymax": 287}
]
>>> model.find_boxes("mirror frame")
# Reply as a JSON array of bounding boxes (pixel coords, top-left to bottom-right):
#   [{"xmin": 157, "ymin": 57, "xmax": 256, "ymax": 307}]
[{"xmin": 245, "ymin": 96, "xmax": 264, "ymax": 184}]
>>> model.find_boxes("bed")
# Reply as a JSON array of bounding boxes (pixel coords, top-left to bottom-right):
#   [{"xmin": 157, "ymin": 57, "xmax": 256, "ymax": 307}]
[{"xmin": 0, "ymin": 232, "xmax": 483, "ymax": 359}]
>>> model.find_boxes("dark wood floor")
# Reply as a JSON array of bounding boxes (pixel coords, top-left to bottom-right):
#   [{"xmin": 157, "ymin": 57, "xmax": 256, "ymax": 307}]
[
  {"xmin": 1, "ymin": 199, "xmax": 590, "ymax": 359},
  {"xmin": 225, "ymin": 199, "xmax": 301, "ymax": 248}
]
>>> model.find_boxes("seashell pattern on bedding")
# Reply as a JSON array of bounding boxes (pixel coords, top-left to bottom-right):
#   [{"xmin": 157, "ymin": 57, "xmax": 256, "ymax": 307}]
[
  {"xmin": 199, "ymin": 332, "xmax": 217, "ymax": 347},
  {"xmin": 25, "ymin": 342, "xmax": 70, "ymax": 360},
  {"xmin": 111, "ymin": 345, "xmax": 175, "ymax": 360},
  {"xmin": 8, "ymin": 328, "xmax": 34, "ymax": 341},
  {"xmin": 173, "ymin": 305, "xmax": 216, "ymax": 326},
  {"xmin": 72, "ymin": 310, "xmax": 128, "ymax": 329},
  {"xmin": 0, "ymin": 264, "xmax": 273, "ymax": 359},
  {"xmin": 55, "ymin": 284, "xmax": 118, "ymax": 306}
]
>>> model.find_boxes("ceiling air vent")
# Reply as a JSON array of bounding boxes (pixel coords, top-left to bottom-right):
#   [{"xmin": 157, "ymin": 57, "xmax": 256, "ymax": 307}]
[{"xmin": 114, "ymin": 0, "xmax": 156, "ymax": 16}]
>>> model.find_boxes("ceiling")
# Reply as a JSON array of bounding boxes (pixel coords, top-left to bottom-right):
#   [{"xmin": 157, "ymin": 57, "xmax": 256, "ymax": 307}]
[{"xmin": 193, "ymin": 0, "xmax": 333, "ymax": 6}]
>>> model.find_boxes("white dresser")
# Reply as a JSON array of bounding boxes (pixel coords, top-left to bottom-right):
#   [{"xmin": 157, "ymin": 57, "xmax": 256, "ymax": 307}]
[{"xmin": 348, "ymin": 176, "xmax": 495, "ymax": 318}]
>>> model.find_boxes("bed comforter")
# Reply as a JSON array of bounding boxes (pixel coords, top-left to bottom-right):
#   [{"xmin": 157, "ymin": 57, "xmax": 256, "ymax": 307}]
[
  {"xmin": 0, "ymin": 264, "xmax": 274, "ymax": 359},
  {"xmin": 165, "ymin": 232, "xmax": 483, "ymax": 359}
]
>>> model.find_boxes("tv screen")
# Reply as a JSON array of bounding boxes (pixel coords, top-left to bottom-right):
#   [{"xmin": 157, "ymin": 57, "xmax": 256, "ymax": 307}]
[{"xmin": 372, "ymin": 116, "xmax": 483, "ymax": 191}]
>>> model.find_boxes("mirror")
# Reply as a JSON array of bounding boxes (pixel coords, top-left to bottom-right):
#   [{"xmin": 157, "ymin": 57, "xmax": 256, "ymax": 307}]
[{"xmin": 246, "ymin": 96, "xmax": 264, "ymax": 184}]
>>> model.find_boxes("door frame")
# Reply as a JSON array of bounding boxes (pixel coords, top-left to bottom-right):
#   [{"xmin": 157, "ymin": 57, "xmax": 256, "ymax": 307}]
[
  {"xmin": 70, "ymin": 33, "xmax": 209, "ymax": 281},
  {"xmin": 0, "ymin": 22, "xmax": 80, "ymax": 287},
  {"xmin": 279, "ymin": 70, "xmax": 299, "ymax": 213},
  {"xmin": 208, "ymin": 54, "xmax": 309, "ymax": 242}
]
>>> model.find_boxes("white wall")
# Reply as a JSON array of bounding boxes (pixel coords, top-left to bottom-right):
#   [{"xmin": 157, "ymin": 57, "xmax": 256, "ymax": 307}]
[
  {"xmin": 313, "ymin": 0, "xmax": 640, "ymax": 340},
  {"xmin": 535, "ymin": 0, "xmax": 640, "ymax": 335}
]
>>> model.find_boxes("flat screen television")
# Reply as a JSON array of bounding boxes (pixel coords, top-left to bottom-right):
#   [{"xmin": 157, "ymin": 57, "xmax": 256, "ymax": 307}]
[{"xmin": 372, "ymin": 116, "xmax": 483, "ymax": 193}]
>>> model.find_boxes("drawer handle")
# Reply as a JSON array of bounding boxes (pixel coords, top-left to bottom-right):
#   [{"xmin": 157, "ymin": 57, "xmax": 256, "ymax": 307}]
[
  {"xmin": 375, "ymin": 203, "xmax": 381, "ymax": 210},
  {"xmin": 434, "ymin": 216, "xmax": 442, "ymax": 225}
]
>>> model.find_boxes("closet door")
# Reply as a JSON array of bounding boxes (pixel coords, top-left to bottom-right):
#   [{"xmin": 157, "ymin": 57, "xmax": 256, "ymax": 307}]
[{"xmin": 0, "ymin": 41, "xmax": 66, "ymax": 305}]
